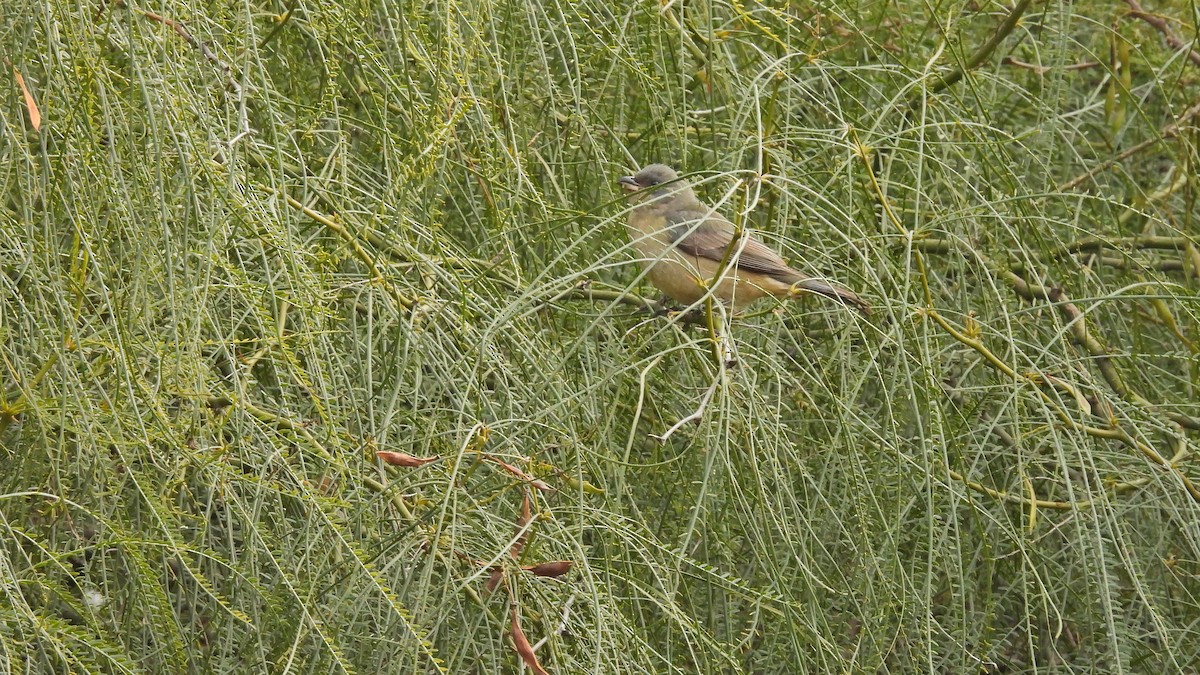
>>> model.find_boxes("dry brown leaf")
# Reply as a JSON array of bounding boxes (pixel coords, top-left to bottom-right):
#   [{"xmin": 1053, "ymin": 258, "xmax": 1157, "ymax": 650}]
[
  {"xmin": 522, "ymin": 560, "xmax": 573, "ymax": 578},
  {"xmin": 510, "ymin": 605, "xmax": 550, "ymax": 675},
  {"xmin": 490, "ymin": 457, "xmax": 554, "ymax": 492},
  {"xmin": 10, "ymin": 64, "xmax": 40, "ymax": 131},
  {"xmin": 375, "ymin": 451, "xmax": 438, "ymax": 467},
  {"xmin": 484, "ymin": 567, "xmax": 505, "ymax": 593}
]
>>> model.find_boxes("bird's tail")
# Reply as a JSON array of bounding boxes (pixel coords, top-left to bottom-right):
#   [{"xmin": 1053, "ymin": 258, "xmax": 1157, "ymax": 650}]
[{"xmin": 785, "ymin": 276, "xmax": 872, "ymax": 315}]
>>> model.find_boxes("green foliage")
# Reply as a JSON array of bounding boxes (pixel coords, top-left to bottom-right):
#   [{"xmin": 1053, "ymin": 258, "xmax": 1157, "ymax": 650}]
[{"xmin": 2, "ymin": 0, "xmax": 1199, "ymax": 671}]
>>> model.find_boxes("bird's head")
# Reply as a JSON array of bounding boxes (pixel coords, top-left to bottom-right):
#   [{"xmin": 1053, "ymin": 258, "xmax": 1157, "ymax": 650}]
[{"xmin": 617, "ymin": 164, "xmax": 695, "ymax": 205}]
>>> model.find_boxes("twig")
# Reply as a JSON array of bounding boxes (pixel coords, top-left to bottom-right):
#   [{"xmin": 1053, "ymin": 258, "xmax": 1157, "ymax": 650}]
[
  {"xmin": 1044, "ymin": 235, "xmax": 1198, "ymax": 260},
  {"xmin": 135, "ymin": 8, "xmax": 243, "ymax": 97},
  {"xmin": 241, "ymin": 400, "xmax": 336, "ymax": 462},
  {"xmin": 1054, "ymin": 256, "xmax": 1194, "ymax": 276},
  {"xmin": 1002, "ymin": 272, "xmax": 1200, "ymax": 431},
  {"xmin": 273, "ymin": 189, "xmax": 417, "ymax": 310},
  {"xmin": 362, "ymin": 477, "xmax": 416, "ymax": 522},
  {"xmin": 913, "ymin": 236, "xmax": 1200, "ymax": 278},
  {"xmin": 1058, "ymin": 99, "xmax": 1200, "ymax": 191},
  {"xmin": 946, "ymin": 466, "xmax": 1087, "ymax": 510},
  {"xmin": 1001, "ymin": 56, "xmax": 1101, "ymax": 74},
  {"xmin": 658, "ymin": 3, "xmax": 708, "ymax": 64},
  {"xmin": 651, "ymin": 376, "xmax": 721, "ymax": 443},
  {"xmin": 542, "ymin": 284, "xmax": 664, "ymax": 315},
  {"xmin": 921, "ymin": 236, "xmax": 1200, "ymax": 420},
  {"xmin": 1124, "ymin": 0, "xmax": 1200, "ymax": 68},
  {"xmin": 940, "ymin": 378, "xmax": 1019, "ymax": 449},
  {"xmin": 928, "ymin": 308, "xmax": 1200, "ymax": 502},
  {"xmin": 273, "ymin": 185, "xmax": 709, "ymax": 323},
  {"xmin": 259, "ymin": 0, "xmax": 297, "ymax": 48},
  {"xmin": 532, "ymin": 593, "xmax": 576, "ymax": 651},
  {"xmin": 917, "ymin": 0, "xmax": 1036, "ymax": 103},
  {"xmin": 872, "ymin": 0, "xmax": 1038, "ymax": 178},
  {"xmin": 860, "ymin": 150, "xmax": 1200, "ymax": 500}
]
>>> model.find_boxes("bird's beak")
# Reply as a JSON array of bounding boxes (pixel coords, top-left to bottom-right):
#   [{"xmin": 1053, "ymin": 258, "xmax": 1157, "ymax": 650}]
[{"xmin": 618, "ymin": 176, "xmax": 640, "ymax": 191}]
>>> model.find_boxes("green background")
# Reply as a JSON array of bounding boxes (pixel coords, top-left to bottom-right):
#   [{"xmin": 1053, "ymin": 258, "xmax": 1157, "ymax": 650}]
[{"xmin": 3, "ymin": 0, "xmax": 1199, "ymax": 671}]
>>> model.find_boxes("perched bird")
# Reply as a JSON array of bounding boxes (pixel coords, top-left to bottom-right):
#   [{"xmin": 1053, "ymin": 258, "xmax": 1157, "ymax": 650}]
[{"xmin": 617, "ymin": 164, "xmax": 871, "ymax": 314}]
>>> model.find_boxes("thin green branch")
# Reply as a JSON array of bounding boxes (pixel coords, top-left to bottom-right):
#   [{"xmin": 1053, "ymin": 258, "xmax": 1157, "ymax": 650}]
[
  {"xmin": 273, "ymin": 188, "xmax": 417, "ymax": 309},
  {"xmin": 916, "ymin": 0, "xmax": 1037, "ymax": 102},
  {"xmin": 1058, "ymin": 100, "xmax": 1200, "ymax": 191}
]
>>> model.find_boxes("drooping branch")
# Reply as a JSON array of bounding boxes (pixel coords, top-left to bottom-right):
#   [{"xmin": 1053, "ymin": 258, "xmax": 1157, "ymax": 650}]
[
  {"xmin": 1058, "ymin": 100, "xmax": 1200, "ymax": 191},
  {"xmin": 858, "ymin": 143, "xmax": 1200, "ymax": 502},
  {"xmin": 928, "ymin": 308, "xmax": 1200, "ymax": 503},
  {"xmin": 132, "ymin": 7, "xmax": 243, "ymax": 96},
  {"xmin": 1044, "ymin": 235, "xmax": 1199, "ymax": 260},
  {"xmin": 916, "ymin": 0, "xmax": 1037, "ymax": 103},
  {"xmin": 998, "ymin": 271, "xmax": 1198, "ymax": 430},
  {"xmin": 910, "ymin": 236, "xmax": 1200, "ymax": 278},
  {"xmin": 1124, "ymin": 0, "xmax": 1200, "ymax": 68},
  {"xmin": 1001, "ymin": 56, "xmax": 1101, "ymax": 74}
]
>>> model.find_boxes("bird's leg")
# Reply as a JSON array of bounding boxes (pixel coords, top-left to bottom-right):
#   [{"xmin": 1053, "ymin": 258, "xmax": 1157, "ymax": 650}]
[
  {"xmin": 654, "ymin": 294, "xmax": 684, "ymax": 315},
  {"xmin": 667, "ymin": 306, "xmax": 709, "ymax": 326},
  {"xmin": 652, "ymin": 295, "xmax": 708, "ymax": 325}
]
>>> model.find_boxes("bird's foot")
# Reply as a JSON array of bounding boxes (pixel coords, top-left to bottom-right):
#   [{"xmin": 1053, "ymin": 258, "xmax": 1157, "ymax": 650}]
[{"xmin": 652, "ymin": 295, "xmax": 686, "ymax": 315}]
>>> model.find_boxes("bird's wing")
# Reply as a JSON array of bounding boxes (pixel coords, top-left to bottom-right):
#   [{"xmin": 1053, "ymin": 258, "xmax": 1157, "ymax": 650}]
[{"xmin": 665, "ymin": 207, "xmax": 799, "ymax": 279}]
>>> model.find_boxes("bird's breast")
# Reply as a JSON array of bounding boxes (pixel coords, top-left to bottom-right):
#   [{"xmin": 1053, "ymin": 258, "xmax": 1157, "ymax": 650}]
[{"xmin": 624, "ymin": 211, "xmax": 778, "ymax": 307}]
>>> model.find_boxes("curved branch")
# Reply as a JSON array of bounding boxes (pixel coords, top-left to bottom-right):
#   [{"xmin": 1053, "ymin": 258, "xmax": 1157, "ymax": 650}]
[
  {"xmin": 1058, "ymin": 100, "xmax": 1200, "ymax": 191},
  {"xmin": 1124, "ymin": 0, "xmax": 1200, "ymax": 68},
  {"xmin": 917, "ymin": 0, "xmax": 1037, "ymax": 103}
]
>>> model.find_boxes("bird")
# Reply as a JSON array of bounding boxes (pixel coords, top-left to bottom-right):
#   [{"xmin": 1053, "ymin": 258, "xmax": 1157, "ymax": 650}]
[{"xmin": 617, "ymin": 164, "xmax": 871, "ymax": 315}]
